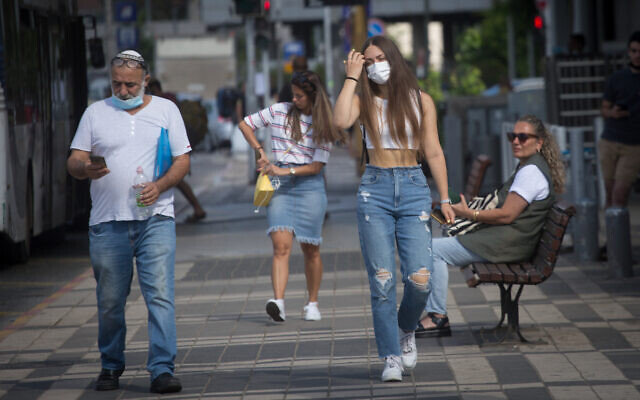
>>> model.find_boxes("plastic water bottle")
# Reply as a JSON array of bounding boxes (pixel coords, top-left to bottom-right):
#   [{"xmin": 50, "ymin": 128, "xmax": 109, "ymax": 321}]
[{"xmin": 133, "ymin": 166, "xmax": 151, "ymax": 219}]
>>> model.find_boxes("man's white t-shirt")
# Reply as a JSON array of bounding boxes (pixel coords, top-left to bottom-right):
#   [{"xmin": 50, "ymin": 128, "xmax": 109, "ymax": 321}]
[
  {"xmin": 509, "ymin": 164, "xmax": 550, "ymax": 203},
  {"xmin": 71, "ymin": 96, "xmax": 190, "ymax": 226}
]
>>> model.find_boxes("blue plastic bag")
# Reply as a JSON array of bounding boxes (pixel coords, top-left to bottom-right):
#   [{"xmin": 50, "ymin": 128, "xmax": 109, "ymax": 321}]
[{"xmin": 153, "ymin": 127, "xmax": 172, "ymax": 181}]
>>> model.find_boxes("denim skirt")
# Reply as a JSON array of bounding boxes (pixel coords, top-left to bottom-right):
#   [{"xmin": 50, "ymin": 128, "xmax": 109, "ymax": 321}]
[{"xmin": 266, "ymin": 164, "xmax": 327, "ymax": 245}]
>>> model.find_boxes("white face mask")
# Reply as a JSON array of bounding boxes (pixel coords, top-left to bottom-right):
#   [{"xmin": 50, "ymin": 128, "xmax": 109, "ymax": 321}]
[{"xmin": 366, "ymin": 61, "xmax": 391, "ymax": 85}]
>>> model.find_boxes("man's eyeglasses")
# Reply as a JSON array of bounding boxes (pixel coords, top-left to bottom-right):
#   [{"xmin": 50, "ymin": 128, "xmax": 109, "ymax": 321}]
[
  {"xmin": 506, "ymin": 132, "xmax": 538, "ymax": 143},
  {"xmin": 111, "ymin": 57, "xmax": 147, "ymax": 70}
]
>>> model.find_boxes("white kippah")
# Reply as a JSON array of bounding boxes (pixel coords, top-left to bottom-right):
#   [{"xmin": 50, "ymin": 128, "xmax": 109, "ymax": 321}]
[{"xmin": 115, "ymin": 49, "xmax": 144, "ymax": 62}]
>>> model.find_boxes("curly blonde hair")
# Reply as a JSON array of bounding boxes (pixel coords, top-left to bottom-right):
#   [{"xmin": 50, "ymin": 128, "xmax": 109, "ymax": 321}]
[{"xmin": 517, "ymin": 114, "xmax": 565, "ymax": 194}]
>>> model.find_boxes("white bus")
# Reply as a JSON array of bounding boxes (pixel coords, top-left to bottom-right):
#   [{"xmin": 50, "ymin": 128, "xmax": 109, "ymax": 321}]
[{"xmin": 0, "ymin": 0, "xmax": 91, "ymax": 264}]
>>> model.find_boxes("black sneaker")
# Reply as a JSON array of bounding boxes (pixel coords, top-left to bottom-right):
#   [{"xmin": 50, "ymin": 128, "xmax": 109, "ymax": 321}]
[
  {"xmin": 150, "ymin": 373, "xmax": 182, "ymax": 394},
  {"xmin": 95, "ymin": 368, "xmax": 124, "ymax": 391}
]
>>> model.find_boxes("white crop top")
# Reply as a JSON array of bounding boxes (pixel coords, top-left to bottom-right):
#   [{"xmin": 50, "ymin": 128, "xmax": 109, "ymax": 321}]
[{"xmin": 363, "ymin": 96, "xmax": 422, "ymax": 149}]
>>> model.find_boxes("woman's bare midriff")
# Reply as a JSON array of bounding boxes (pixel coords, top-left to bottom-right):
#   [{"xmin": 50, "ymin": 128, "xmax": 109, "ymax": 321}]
[{"xmin": 368, "ymin": 148, "xmax": 419, "ymax": 168}]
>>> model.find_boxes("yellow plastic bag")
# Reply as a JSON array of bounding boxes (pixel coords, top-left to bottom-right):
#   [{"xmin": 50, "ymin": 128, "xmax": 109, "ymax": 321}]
[{"xmin": 253, "ymin": 172, "xmax": 274, "ymax": 207}]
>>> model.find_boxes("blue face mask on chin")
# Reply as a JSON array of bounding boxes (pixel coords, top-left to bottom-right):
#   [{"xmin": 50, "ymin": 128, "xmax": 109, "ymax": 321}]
[{"xmin": 110, "ymin": 94, "xmax": 143, "ymax": 110}]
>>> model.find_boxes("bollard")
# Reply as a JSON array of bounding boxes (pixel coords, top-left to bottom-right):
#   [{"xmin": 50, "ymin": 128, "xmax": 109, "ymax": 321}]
[
  {"xmin": 574, "ymin": 198, "xmax": 599, "ymax": 262},
  {"xmin": 605, "ymin": 207, "xmax": 633, "ymax": 278},
  {"xmin": 569, "ymin": 128, "xmax": 585, "ymax": 203}
]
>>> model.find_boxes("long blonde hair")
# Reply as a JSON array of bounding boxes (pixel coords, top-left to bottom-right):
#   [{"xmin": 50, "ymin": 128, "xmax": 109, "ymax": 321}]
[
  {"xmin": 287, "ymin": 71, "xmax": 343, "ymax": 145},
  {"xmin": 518, "ymin": 114, "xmax": 565, "ymax": 194},
  {"xmin": 358, "ymin": 35, "xmax": 425, "ymax": 157}
]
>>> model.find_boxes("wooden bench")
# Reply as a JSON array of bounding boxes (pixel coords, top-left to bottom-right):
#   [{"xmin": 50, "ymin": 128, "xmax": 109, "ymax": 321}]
[
  {"xmin": 433, "ymin": 154, "xmax": 492, "ymax": 208},
  {"xmin": 464, "ymin": 154, "xmax": 492, "ymax": 199},
  {"xmin": 460, "ymin": 201, "xmax": 576, "ymax": 343}
]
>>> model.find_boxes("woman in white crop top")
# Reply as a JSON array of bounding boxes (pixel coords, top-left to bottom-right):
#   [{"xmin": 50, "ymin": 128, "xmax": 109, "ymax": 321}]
[{"xmin": 333, "ymin": 35, "xmax": 455, "ymax": 382}]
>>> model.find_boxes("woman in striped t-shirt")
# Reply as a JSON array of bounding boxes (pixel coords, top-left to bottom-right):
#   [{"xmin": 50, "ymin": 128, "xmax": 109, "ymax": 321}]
[{"xmin": 239, "ymin": 71, "xmax": 343, "ymax": 323}]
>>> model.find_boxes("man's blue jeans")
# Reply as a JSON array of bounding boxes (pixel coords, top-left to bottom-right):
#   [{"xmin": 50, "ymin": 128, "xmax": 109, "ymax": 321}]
[
  {"xmin": 357, "ymin": 165, "xmax": 433, "ymax": 358},
  {"xmin": 89, "ymin": 215, "xmax": 176, "ymax": 380},
  {"xmin": 425, "ymin": 237, "xmax": 487, "ymax": 315}
]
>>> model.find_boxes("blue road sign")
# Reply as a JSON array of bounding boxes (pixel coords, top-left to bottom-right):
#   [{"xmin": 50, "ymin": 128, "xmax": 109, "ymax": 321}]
[
  {"xmin": 368, "ymin": 18, "xmax": 385, "ymax": 37},
  {"xmin": 117, "ymin": 26, "xmax": 138, "ymax": 49},
  {"xmin": 283, "ymin": 41, "xmax": 305, "ymax": 61},
  {"xmin": 115, "ymin": 1, "xmax": 137, "ymax": 23}
]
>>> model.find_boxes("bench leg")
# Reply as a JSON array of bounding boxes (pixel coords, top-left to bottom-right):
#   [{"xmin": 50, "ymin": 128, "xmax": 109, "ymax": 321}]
[
  {"xmin": 481, "ymin": 284, "xmax": 530, "ymax": 344},
  {"xmin": 504, "ymin": 284, "xmax": 527, "ymax": 343}
]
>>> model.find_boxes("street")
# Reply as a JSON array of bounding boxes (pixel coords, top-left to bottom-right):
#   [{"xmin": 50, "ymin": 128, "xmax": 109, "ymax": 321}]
[{"xmin": 0, "ymin": 146, "xmax": 639, "ymax": 399}]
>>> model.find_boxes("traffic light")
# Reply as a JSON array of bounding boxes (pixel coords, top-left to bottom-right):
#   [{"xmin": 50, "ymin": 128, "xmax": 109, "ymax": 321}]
[
  {"xmin": 234, "ymin": 0, "xmax": 270, "ymax": 16},
  {"xmin": 533, "ymin": 15, "xmax": 543, "ymax": 30},
  {"xmin": 255, "ymin": 16, "xmax": 270, "ymax": 47}
]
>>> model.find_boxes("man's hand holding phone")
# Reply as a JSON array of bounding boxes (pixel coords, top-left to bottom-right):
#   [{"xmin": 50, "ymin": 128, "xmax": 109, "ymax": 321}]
[{"xmin": 87, "ymin": 154, "xmax": 110, "ymax": 179}]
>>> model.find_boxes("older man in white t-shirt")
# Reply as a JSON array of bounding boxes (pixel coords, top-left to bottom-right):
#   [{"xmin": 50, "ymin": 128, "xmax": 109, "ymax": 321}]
[{"xmin": 67, "ymin": 50, "xmax": 190, "ymax": 394}]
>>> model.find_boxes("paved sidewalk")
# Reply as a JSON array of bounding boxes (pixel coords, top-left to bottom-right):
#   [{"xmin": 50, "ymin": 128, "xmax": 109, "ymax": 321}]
[{"xmin": 0, "ymin": 147, "xmax": 639, "ymax": 399}]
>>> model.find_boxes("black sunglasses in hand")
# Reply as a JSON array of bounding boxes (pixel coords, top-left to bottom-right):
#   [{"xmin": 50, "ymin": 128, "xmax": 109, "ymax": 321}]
[{"xmin": 506, "ymin": 132, "xmax": 538, "ymax": 143}]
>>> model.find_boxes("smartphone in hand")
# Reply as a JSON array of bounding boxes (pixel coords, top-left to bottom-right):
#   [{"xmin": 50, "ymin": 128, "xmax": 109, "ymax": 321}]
[
  {"xmin": 89, "ymin": 154, "xmax": 107, "ymax": 168},
  {"xmin": 431, "ymin": 207, "xmax": 446, "ymax": 225}
]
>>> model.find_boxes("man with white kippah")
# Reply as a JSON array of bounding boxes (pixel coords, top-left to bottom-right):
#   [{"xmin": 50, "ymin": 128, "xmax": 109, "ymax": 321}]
[{"xmin": 67, "ymin": 50, "xmax": 189, "ymax": 394}]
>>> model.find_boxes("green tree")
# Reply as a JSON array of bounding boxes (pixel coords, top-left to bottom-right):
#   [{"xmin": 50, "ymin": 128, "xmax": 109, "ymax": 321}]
[
  {"xmin": 450, "ymin": 0, "xmax": 540, "ymax": 90},
  {"xmin": 418, "ymin": 69, "xmax": 444, "ymax": 105},
  {"xmin": 448, "ymin": 27, "xmax": 485, "ymax": 95}
]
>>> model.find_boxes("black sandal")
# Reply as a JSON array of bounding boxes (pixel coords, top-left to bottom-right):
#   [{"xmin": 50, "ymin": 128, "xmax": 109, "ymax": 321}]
[{"xmin": 415, "ymin": 313, "xmax": 451, "ymax": 338}]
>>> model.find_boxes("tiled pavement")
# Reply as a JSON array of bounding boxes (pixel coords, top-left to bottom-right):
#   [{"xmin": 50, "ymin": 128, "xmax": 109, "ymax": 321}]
[
  {"xmin": 1, "ymin": 251, "xmax": 639, "ymax": 399},
  {"xmin": 1, "ymin": 147, "xmax": 639, "ymax": 399}
]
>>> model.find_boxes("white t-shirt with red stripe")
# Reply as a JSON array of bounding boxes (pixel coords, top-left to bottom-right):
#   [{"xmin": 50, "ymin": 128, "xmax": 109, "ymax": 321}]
[
  {"xmin": 71, "ymin": 96, "xmax": 191, "ymax": 225},
  {"xmin": 244, "ymin": 102, "xmax": 331, "ymax": 164}
]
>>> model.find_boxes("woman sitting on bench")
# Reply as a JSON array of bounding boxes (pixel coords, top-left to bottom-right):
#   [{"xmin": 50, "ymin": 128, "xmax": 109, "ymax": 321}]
[{"xmin": 416, "ymin": 114, "xmax": 565, "ymax": 338}]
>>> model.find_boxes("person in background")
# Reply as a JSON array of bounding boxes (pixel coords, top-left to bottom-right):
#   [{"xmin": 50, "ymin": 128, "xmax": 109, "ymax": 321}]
[
  {"xmin": 238, "ymin": 71, "xmax": 343, "ymax": 323},
  {"xmin": 332, "ymin": 36, "xmax": 455, "ymax": 382},
  {"xmin": 416, "ymin": 115, "xmax": 565, "ymax": 339},
  {"xmin": 148, "ymin": 78, "xmax": 207, "ymax": 223},
  {"xmin": 599, "ymin": 30, "xmax": 640, "ymax": 209},
  {"xmin": 67, "ymin": 50, "xmax": 187, "ymax": 394},
  {"xmin": 568, "ymin": 33, "xmax": 586, "ymax": 55},
  {"xmin": 278, "ymin": 55, "xmax": 308, "ymax": 103}
]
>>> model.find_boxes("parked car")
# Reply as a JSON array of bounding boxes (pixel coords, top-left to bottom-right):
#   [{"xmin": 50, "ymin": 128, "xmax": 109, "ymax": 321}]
[{"xmin": 202, "ymin": 98, "xmax": 233, "ymax": 151}]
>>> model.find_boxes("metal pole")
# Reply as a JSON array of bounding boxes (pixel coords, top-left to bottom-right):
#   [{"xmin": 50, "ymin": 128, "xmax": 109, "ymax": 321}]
[
  {"xmin": 543, "ymin": 0, "xmax": 556, "ymax": 57},
  {"xmin": 507, "ymin": 14, "xmax": 516, "ymax": 81},
  {"xmin": 569, "ymin": 127, "xmax": 585, "ymax": 203},
  {"xmin": 245, "ymin": 18, "xmax": 257, "ymax": 114},
  {"xmin": 261, "ymin": 48, "xmax": 271, "ymax": 106},
  {"xmin": 527, "ymin": 30, "xmax": 535, "ymax": 77},
  {"xmin": 423, "ymin": 0, "xmax": 431, "ymax": 78},
  {"xmin": 246, "ymin": 18, "xmax": 258, "ymax": 183},
  {"xmin": 275, "ymin": 22, "xmax": 284, "ymax": 95},
  {"xmin": 351, "ymin": 5, "xmax": 367, "ymax": 51},
  {"xmin": 593, "ymin": 116, "xmax": 606, "ymax": 208},
  {"xmin": 105, "ymin": 0, "xmax": 116, "ymax": 56},
  {"xmin": 323, "ymin": 6, "xmax": 334, "ymax": 101}
]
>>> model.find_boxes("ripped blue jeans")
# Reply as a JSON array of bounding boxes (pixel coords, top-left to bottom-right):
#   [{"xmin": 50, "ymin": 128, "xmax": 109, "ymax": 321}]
[{"xmin": 357, "ymin": 165, "xmax": 433, "ymax": 358}]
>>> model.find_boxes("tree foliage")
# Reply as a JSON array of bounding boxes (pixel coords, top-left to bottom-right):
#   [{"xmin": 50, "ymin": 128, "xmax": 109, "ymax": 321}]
[{"xmin": 451, "ymin": 0, "xmax": 539, "ymax": 90}]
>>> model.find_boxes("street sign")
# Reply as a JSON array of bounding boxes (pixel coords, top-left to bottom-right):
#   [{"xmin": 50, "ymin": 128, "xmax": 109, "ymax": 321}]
[
  {"xmin": 283, "ymin": 41, "xmax": 305, "ymax": 60},
  {"xmin": 368, "ymin": 18, "xmax": 385, "ymax": 37},
  {"xmin": 117, "ymin": 26, "xmax": 138, "ymax": 49},
  {"xmin": 115, "ymin": 1, "xmax": 137, "ymax": 23}
]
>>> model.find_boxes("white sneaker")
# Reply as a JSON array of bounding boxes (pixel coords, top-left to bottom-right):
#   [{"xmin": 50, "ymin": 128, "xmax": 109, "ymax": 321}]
[
  {"xmin": 381, "ymin": 355, "xmax": 403, "ymax": 382},
  {"xmin": 399, "ymin": 329, "xmax": 417, "ymax": 370},
  {"xmin": 303, "ymin": 302, "xmax": 321, "ymax": 321},
  {"xmin": 266, "ymin": 299, "xmax": 285, "ymax": 322}
]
